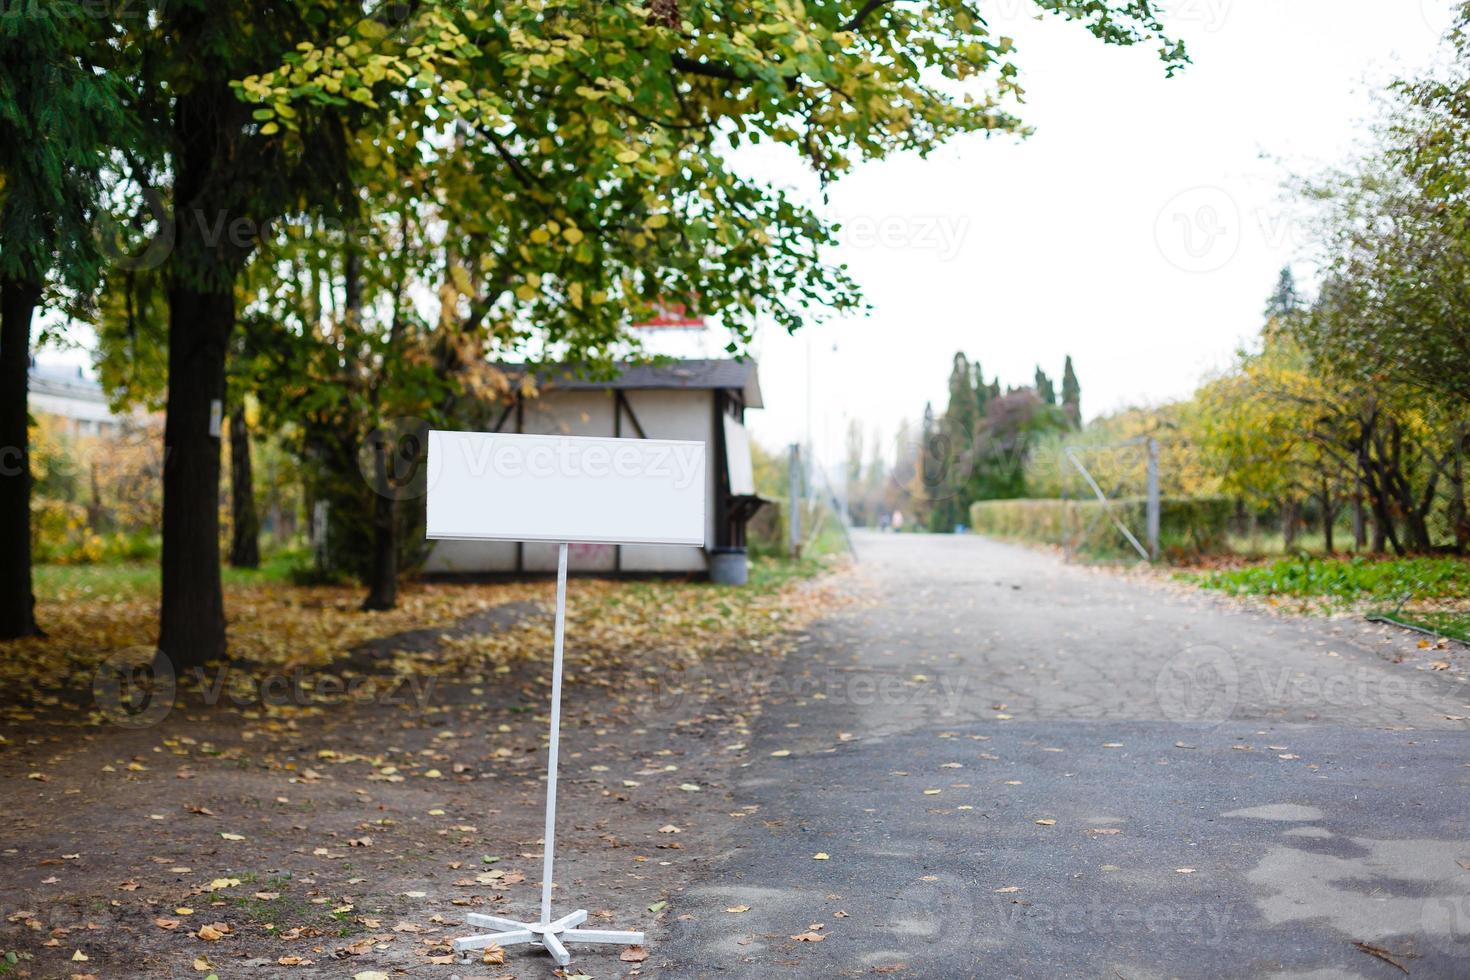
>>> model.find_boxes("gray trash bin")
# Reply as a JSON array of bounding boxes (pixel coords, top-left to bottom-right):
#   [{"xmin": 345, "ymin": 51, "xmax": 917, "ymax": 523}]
[{"xmin": 708, "ymin": 547, "xmax": 749, "ymax": 586}]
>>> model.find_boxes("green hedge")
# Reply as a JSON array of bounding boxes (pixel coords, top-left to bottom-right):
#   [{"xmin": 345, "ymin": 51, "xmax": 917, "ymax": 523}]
[{"xmin": 968, "ymin": 496, "xmax": 1232, "ymax": 558}]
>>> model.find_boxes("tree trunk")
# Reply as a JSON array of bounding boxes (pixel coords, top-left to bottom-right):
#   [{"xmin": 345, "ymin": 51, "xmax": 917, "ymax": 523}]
[
  {"xmin": 158, "ymin": 285, "xmax": 231, "ymax": 669},
  {"xmin": 88, "ymin": 460, "xmax": 104, "ymax": 530},
  {"xmin": 1365, "ymin": 476, "xmax": 1399, "ymax": 555},
  {"xmin": 1282, "ymin": 498, "xmax": 1300, "ymax": 551},
  {"xmin": 349, "ymin": 245, "xmax": 400, "ymax": 612},
  {"xmin": 1353, "ymin": 477, "xmax": 1367, "ymax": 551},
  {"xmin": 360, "ymin": 450, "xmax": 399, "ymax": 611},
  {"xmin": 1454, "ymin": 433, "xmax": 1470, "ymax": 552},
  {"xmin": 0, "ymin": 277, "xmax": 42, "ymax": 639},
  {"xmin": 229, "ymin": 404, "xmax": 260, "ymax": 568},
  {"xmin": 1358, "ymin": 412, "xmax": 1402, "ymax": 555},
  {"xmin": 1320, "ymin": 481, "xmax": 1334, "ymax": 555}
]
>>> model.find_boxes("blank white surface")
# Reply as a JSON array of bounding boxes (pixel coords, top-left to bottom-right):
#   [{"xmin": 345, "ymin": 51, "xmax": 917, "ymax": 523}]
[{"xmin": 427, "ymin": 430, "xmax": 706, "ymax": 546}]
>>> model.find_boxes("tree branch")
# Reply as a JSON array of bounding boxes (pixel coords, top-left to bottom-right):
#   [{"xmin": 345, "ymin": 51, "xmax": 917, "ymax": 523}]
[
  {"xmin": 671, "ymin": 53, "xmax": 742, "ymax": 81},
  {"xmin": 842, "ymin": 0, "xmax": 898, "ymax": 31}
]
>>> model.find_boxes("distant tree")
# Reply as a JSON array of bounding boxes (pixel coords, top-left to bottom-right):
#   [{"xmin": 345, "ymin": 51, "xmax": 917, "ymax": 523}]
[
  {"xmin": 1061, "ymin": 355, "xmax": 1082, "ymax": 429},
  {"xmin": 929, "ymin": 353, "xmax": 987, "ymax": 530},
  {"xmin": 1264, "ymin": 266, "xmax": 1303, "ymax": 320},
  {"xmin": 973, "ymin": 389, "xmax": 1067, "ymax": 500},
  {"xmin": 920, "ymin": 401, "xmax": 943, "ymax": 531},
  {"xmin": 945, "ymin": 354, "xmax": 978, "ymax": 442},
  {"xmin": 972, "ymin": 361, "xmax": 990, "ymax": 417},
  {"xmin": 844, "ymin": 419, "xmax": 866, "ymax": 524},
  {"xmin": 864, "ymin": 433, "xmax": 890, "ymax": 523},
  {"xmin": 887, "ymin": 417, "xmax": 922, "ymax": 525},
  {"xmin": 1034, "ymin": 366, "xmax": 1057, "ymax": 405}
]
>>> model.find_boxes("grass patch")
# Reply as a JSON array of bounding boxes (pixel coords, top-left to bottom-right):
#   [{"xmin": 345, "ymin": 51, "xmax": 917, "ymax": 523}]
[
  {"xmin": 1189, "ymin": 555, "xmax": 1470, "ymax": 604},
  {"xmin": 33, "ymin": 548, "xmax": 309, "ymax": 600},
  {"xmin": 747, "ymin": 536, "xmax": 847, "ymax": 592},
  {"xmin": 1372, "ymin": 610, "xmax": 1470, "ymax": 644}
]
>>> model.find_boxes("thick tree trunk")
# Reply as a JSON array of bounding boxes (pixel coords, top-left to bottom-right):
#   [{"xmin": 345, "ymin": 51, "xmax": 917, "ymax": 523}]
[
  {"xmin": 0, "ymin": 278, "xmax": 42, "ymax": 639},
  {"xmin": 341, "ymin": 246, "xmax": 399, "ymax": 613},
  {"xmin": 360, "ymin": 451, "xmax": 399, "ymax": 611},
  {"xmin": 229, "ymin": 404, "xmax": 260, "ymax": 568},
  {"xmin": 158, "ymin": 285, "xmax": 231, "ymax": 668}
]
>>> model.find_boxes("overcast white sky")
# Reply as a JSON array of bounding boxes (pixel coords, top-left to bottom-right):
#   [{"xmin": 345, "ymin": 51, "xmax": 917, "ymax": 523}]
[{"xmin": 724, "ymin": 0, "xmax": 1460, "ymax": 469}]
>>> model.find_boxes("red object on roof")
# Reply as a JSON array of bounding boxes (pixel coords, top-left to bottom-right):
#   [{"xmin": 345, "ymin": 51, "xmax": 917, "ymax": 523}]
[{"xmin": 632, "ymin": 301, "xmax": 705, "ymax": 329}]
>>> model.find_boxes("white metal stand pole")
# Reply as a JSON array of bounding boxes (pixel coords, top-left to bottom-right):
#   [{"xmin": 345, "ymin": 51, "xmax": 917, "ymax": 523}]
[
  {"xmin": 452, "ymin": 541, "xmax": 644, "ymax": 967},
  {"xmin": 540, "ymin": 541, "xmax": 569, "ymax": 925}
]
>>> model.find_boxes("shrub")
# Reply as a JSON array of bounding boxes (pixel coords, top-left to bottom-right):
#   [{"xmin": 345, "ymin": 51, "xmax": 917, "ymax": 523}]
[
  {"xmin": 32, "ymin": 498, "xmax": 163, "ymax": 565},
  {"xmin": 968, "ymin": 496, "xmax": 1233, "ymax": 559}
]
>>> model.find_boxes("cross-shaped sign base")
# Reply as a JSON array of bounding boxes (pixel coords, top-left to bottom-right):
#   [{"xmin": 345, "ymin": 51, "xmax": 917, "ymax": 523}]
[{"xmin": 452, "ymin": 910, "xmax": 644, "ymax": 967}]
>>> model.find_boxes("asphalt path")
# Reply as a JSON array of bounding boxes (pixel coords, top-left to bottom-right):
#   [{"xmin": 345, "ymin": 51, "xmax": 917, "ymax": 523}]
[{"xmin": 657, "ymin": 531, "xmax": 1470, "ymax": 979}]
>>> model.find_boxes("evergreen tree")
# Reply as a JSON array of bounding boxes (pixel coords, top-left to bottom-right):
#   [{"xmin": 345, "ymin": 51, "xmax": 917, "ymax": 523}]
[
  {"xmin": 0, "ymin": 10, "xmax": 131, "ymax": 638},
  {"xmin": 1061, "ymin": 355, "xmax": 1082, "ymax": 429},
  {"xmin": 919, "ymin": 401, "xmax": 940, "ymax": 530},
  {"xmin": 938, "ymin": 352, "xmax": 980, "ymax": 531},
  {"xmin": 1034, "ymin": 366, "xmax": 1057, "ymax": 404},
  {"xmin": 944, "ymin": 352, "xmax": 978, "ymax": 449},
  {"xmin": 1265, "ymin": 266, "xmax": 1302, "ymax": 320},
  {"xmin": 972, "ymin": 361, "xmax": 989, "ymax": 417}
]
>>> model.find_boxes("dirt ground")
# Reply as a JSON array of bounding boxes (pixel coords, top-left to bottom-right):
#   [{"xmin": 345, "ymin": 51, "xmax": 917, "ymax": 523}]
[{"xmin": 0, "ymin": 573, "xmax": 846, "ymax": 980}]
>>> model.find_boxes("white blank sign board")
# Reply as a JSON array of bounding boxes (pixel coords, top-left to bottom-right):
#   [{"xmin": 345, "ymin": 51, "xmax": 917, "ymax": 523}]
[{"xmin": 427, "ymin": 430, "xmax": 706, "ymax": 546}]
